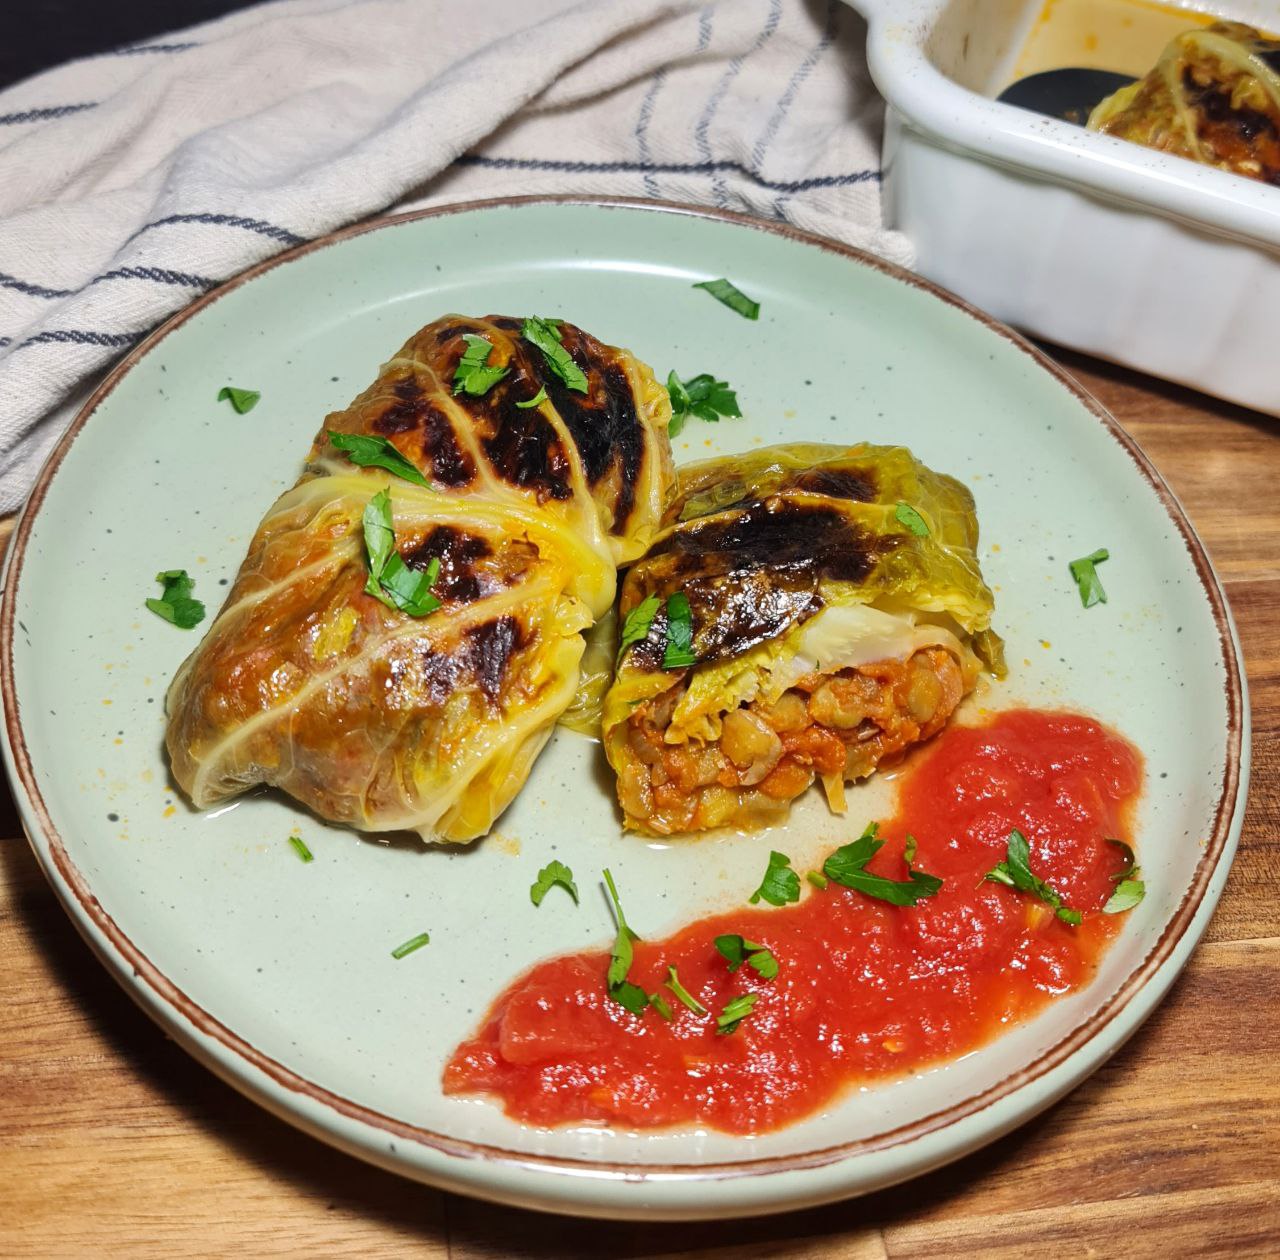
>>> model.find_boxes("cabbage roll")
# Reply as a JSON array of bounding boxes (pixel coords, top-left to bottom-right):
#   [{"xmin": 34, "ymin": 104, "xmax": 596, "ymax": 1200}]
[
  {"xmin": 166, "ymin": 315, "xmax": 673, "ymax": 842},
  {"xmin": 603, "ymin": 443, "xmax": 1003, "ymax": 835},
  {"xmin": 1088, "ymin": 21, "xmax": 1280, "ymax": 184}
]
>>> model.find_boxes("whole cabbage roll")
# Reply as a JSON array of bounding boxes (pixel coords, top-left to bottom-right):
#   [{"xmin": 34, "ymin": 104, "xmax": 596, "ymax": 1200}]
[
  {"xmin": 1088, "ymin": 21, "xmax": 1280, "ymax": 184},
  {"xmin": 603, "ymin": 443, "xmax": 1003, "ymax": 835},
  {"xmin": 166, "ymin": 315, "xmax": 673, "ymax": 842}
]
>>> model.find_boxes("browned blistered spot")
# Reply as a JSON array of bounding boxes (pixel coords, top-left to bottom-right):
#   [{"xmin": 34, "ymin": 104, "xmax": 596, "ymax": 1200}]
[
  {"xmin": 370, "ymin": 376, "xmax": 429, "ymax": 436},
  {"xmin": 791, "ymin": 467, "xmax": 877, "ymax": 502},
  {"xmin": 652, "ymin": 500, "xmax": 882, "ymax": 583},
  {"xmin": 418, "ymin": 614, "xmax": 526, "ymax": 705},
  {"xmin": 467, "ymin": 616, "xmax": 523, "ymax": 701},
  {"xmin": 473, "ymin": 384, "xmax": 574, "ymax": 501},
  {"xmin": 433, "ymin": 323, "xmax": 475, "ymax": 345},
  {"xmin": 402, "ymin": 527, "xmax": 492, "ymax": 604},
  {"xmin": 544, "ymin": 348, "xmax": 644, "ymax": 533},
  {"xmin": 627, "ymin": 501, "xmax": 894, "ymax": 670},
  {"xmin": 420, "ymin": 405, "xmax": 476, "ymax": 487}
]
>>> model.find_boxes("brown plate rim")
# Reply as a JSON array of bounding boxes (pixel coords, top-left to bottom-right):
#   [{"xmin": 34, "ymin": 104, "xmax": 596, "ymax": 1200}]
[{"xmin": 0, "ymin": 194, "xmax": 1246, "ymax": 1181}]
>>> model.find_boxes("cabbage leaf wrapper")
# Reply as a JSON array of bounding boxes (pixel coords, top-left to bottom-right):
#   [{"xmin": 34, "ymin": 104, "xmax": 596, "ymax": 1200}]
[
  {"xmin": 166, "ymin": 315, "xmax": 673, "ymax": 842},
  {"xmin": 1088, "ymin": 21, "xmax": 1280, "ymax": 184},
  {"xmin": 603, "ymin": 443, "xmax": 1004, "ymax": 835}
]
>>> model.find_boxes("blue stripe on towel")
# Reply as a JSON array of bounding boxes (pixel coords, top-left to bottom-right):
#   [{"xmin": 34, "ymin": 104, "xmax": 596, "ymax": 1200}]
[
  {"xmin": 0, "ymin": 103, "xmax": 98, "ymax": 126},
  {"xmin": 456, "ymin": 153, "xmax": 879, "ymax": 194},
  {"xmin": 125, "ymin": 213, "xmax": 306, "ymax": 246},
  {"xmin": 16, "ymin": 329, "xmax": 142, "ymax": 350},
  {"xmin": 693, "ymin": 0, "xmax": 783, "ymax": 208},
  {"xmin": 634, "ymin": 69, "xmax": 668, "ymax": 199},
  {"xmin": 110, "ymin": 42, "xmax": 200, "ymax": 56},
  {"xmin": 1, "ymin": 266, "xmax": 216, "ymax": 301}
]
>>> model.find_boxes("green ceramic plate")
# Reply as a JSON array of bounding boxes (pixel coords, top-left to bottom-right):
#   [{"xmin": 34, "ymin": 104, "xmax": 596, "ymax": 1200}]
[{"xmin": 0, "ymin": 199, "xmax": 1247, "ymax": 1220}]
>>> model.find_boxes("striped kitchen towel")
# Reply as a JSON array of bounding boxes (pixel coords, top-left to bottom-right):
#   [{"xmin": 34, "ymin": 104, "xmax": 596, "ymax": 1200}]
[{"xmin": 0, "ymin": 0, "xmax": 906, "ymax": 513}]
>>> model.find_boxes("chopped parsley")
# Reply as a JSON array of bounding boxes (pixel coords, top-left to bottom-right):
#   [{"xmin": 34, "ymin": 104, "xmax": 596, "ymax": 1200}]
[
  {"xmin": 895, "ymin": 502, "xmax": 930, "ymax": 537},
  {"xmin": 1103, "ymin": 838, "xmax": 1146, "ymax": 914},
  {"xmin": 603, "ymin": 868, "xmax": 648, "ymax": 1015},
  {"xmin": 145, "ymin": 569, "xmax": 206, "ymax": 629},
  {"xmin": 666, "ymin": 371, "xmax": 741, "ymax": 438},
  {"xmin": 390, "ymin": 931, "xmax": 431, "ymax": 959},
  {"xmin": 748, "ymin": 850, "xmax": 800, "ymax": 907},
  {"xmin": 327, "ymin": 431, "xmax": 429, "ymax": 487},
  {"xmin": 1069, "ymin": 548, "xmax": 1110, "ymax": 609},
  {"xmin": 823, "ymin": 822, "xmax": 944, "ymax": 906},
  {"xmin": 288, "ymin": 835, "xmax": 314, "ymax": 863},
  {"xmin": 693, "ymin": 277, "xmax": 760, "ymax": 320},
  {"xmin": 522, "ymin": 317, "xmax": 587, "ymax": 393},
  {"xmin": 716, "ymin": 992, "xmax": 759, "ymax": 1035},
  {"xmin": 662, "ymin": 592, "xmax": 697, "ymax": 670},
  {"xmin": 983, "ymin": 829, "xmax": 1082, "ymax": 925},
  {"xmin": 530, "ymin": 859, "xmax": 578, "ymax": 907},
  {"xmin": 648, "ymin": 992, "xmax": 674, "ymax": 1021},
  {"xmin": 617, "ymin": 594, "xmax": 660, "ymax": 660},
  {"xmin": 714, "ymin": 934, "xmax": 779, "ymax": 980},
  {"xmin": 665, "ymin": 965, "xmax": 708, "ymax": 1015},
  {"xmin": 515, "ymin": 385, "xmax": 548, "ymax": 410},
  {"xmin": 453, "ymin": 334, "xmax": 509, "ymax": 396},
  {"xmin": 361, "ymin": 490, "xmax": 441, "ymax": 617},
  {"xmin": 217, "ymin": 385, "xmax": 260, "ymax": 414}
]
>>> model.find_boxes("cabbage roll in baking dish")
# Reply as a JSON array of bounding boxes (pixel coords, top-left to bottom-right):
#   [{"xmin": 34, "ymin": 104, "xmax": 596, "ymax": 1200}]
[
  {"xmin": 1088, "ymin": 22, "xmax": 1280, "ymax": 184},
  {"xmin": 603, "ymin": 443, "xmax": 1004, "ymax": 835},
  {"xmin": 166, "ymin": 315, "xmax": 673, "ymax": 842}
]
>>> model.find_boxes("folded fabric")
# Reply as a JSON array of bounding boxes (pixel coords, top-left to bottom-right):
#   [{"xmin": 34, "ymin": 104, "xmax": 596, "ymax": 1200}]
[{"xmin": 0, "ymin": 0, "xmax": 907, "ymax": 513}]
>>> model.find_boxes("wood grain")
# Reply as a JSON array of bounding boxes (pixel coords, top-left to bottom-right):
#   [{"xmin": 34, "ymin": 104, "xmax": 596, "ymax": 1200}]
[{"xmin": 2, "ymin": 348, "xmax": 1277, "ymax": 1257}]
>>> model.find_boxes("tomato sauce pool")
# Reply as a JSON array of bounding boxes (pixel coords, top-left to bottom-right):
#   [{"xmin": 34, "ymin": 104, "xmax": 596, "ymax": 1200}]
[{"xmin": 444, "ymin": 710, "xmax": 1143, "ymax": 1133}]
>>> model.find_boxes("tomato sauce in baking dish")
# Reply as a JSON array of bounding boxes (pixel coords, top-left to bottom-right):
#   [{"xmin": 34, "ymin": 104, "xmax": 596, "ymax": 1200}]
[{"xmin": 444, "ymin": 709, "xmax": 1143, "ymax": 1134}]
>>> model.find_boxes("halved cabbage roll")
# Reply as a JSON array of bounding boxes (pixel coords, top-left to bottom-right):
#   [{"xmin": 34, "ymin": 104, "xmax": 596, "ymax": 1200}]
[
  {"xmin": 1088, "ymin": 21, "xmax": 1280, "ymax": 184},
  {"xmin": 603, "ymin": 443, "xmax": 1003, "ymax": 835},
  {"xmin": 166, "ymin": 315, "xmax": 673, "ymax": 842}
]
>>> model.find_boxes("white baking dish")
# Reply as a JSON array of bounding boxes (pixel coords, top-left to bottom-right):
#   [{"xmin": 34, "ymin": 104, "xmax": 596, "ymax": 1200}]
[{"xmin": 847, "ymin": 0, "xmax": 1280, "ymax": 416}]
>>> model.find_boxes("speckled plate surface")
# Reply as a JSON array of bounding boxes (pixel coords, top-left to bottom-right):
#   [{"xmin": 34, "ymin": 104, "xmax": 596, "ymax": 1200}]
[{"xmin": 0, "ymin": 199, "xmax": 1248, "ymax": 1221}]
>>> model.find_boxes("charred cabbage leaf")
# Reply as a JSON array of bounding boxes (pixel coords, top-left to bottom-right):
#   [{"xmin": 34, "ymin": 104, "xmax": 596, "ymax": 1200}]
[
  {"xmin": 602, "ymin": 443, "xmax": 1004, "ymax": 835},
  {"xmin": 165, "ymin": 315, "xmax": 674, "ymax": 843},
  {"xmin": 1088, "ymin": 22, "xmax": 1280, "ymax": 184}
]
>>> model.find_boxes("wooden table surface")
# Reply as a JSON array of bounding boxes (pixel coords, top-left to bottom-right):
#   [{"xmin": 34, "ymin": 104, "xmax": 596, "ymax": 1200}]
[{"xmin": 1, "ymin": 349, "xmax": 1277, "ymax": 1258}]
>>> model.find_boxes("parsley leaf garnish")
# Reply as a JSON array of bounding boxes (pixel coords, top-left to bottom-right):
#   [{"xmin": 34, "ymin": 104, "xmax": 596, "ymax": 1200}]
[
  {"xmin": 662, "ymin": 592, "xmax": 697, "ymax": 670},
  {"xmin": 823, "ymin": 822, "xmax": 944, "ymax": 906},
  {"xmin": 748, "ymin": 850, "xmax": 800, "ymax": 907},
  {"xmin": 361, "ymin": 490, "xmax": 441, "ymax": 617},
  {"xmin": 530, "ymin": 859, "xmax": 578, "ymax": 907},
  {"xmin": 984, "ymin": 829, "xmax": 1082, "ymax": 925},
  {"xmin": 666, "ymin": 370, "xmax": 741, "ymax": 439},
  {"xmin": 1069, "ymin": 548, "xmax": 1110, "ymax": 609},
  {"xmin": 895, "ymin": 502, "xmax": 930, "ymax": 537},
  {"xmin": 390, "ymin": 931, "xmax": 431, "ymax": 959},
  {"xmin": 1103, "ymin": 838, "xmax": 1146, "ymax": 914},
  {"xmin": 453, "ymin": 334, "xmax": 510, "ymax": 396},
  {"xmin": 693, "ymin": 278, "xmax": 760, "ymax": 320},
  {"xmin": 327, "ymin": 431, "xmax": 429, "ymax": 487},
  {"xmin": 603, "ymin": 868, "xmax": 647, "ymax": 1016},
  {"xmin": 665, "ymin": 965, "xmax": 708, "ymax": 1015},
  {"xmin": 145, "ymin": 569, "xmax": 206, "ymax": 629},
  {"xmin": 515, "ymin": 385, "xmax": 548, "ymax": 410},
  {"xmin": 714, "ymin": 934, "xmax": 779, "ymax": 980},
  {"xmin": 217, "ymin": 386, "xmax": 260, "ymax": 414},
  {"xmin": 648, "ymin": 992, "xmax": 674, "ymax": 1021},
  {"xmin": 617, "ymin": 594, "xmax": 660, "ymax": 660},
  {"xmin": 522, "ymin": 317, "xmax": 588, "ymax": 393},
  {"xmin": 716, "ymin": 992, "xmax": 759, "ymax": 1035}
]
